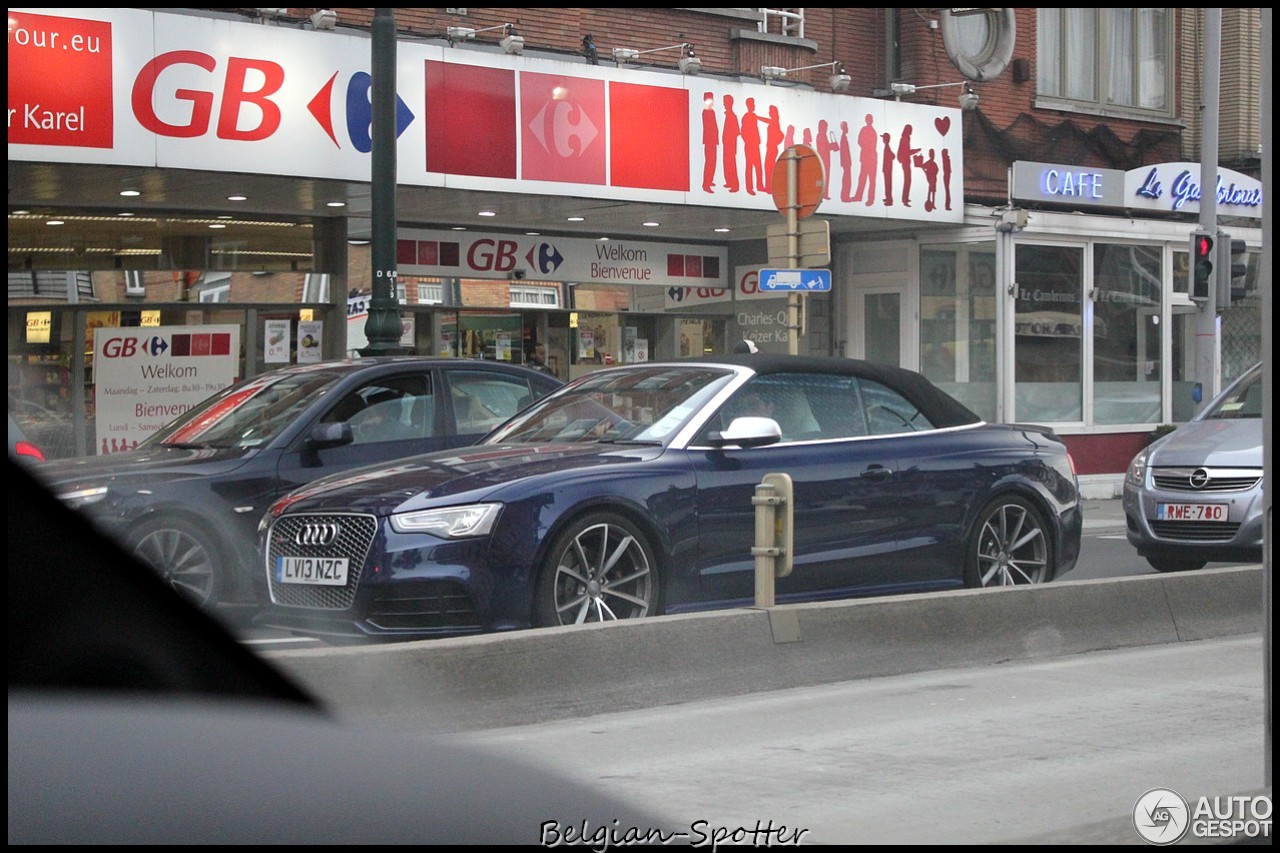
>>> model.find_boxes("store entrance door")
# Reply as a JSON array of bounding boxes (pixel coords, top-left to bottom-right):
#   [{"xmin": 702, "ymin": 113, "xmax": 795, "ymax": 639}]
[{"xmin": 856, "ymin": 288, "xmax": 905, "ymax": 368}]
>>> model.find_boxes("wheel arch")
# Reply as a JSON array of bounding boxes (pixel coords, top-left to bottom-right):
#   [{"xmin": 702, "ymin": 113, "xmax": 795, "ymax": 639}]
[
  {"xmin": 964, "ymin": 481, "xmax": 1064, "ymax": 578},
  {"xmin": 527, "ymin": 497, "xmax": 670, "ymax": 618}
]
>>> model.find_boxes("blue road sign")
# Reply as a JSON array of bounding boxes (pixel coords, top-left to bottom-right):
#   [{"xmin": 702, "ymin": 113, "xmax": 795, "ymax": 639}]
[{"xmin": 759, "ymin": 268, "xmax": 831, "ymax": 292}]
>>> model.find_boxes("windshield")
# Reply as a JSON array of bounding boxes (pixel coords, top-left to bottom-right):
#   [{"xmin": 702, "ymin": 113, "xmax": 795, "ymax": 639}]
[
  {"xmin": 1203, "ymin": 365, "xmax": 1262, "ymax": 421},
  {"xmin": 145, "ymin": 368, "xmax": 344, "ymax": 449},
  {"xmin": 485, "ymin": 365, "xmax": 735, "ymax": 445}
]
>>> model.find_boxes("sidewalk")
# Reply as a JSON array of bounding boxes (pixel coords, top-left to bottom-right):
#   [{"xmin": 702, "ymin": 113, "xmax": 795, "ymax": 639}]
[{"xmin": 1082, "ymin": 496, "xmax": 1126, "ymax": 532}]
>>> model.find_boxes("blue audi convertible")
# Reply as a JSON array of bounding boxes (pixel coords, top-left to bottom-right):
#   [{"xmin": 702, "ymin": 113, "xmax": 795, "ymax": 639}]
[{"xmin": 257, "ymin": 355, "xmax": 1081, "ymax": 640}]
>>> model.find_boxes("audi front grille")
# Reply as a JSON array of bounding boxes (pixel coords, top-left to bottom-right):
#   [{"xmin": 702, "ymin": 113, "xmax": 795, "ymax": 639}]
[{"xmin": 266, "ymin": 512, "xmax": 378, "ymax": 609}]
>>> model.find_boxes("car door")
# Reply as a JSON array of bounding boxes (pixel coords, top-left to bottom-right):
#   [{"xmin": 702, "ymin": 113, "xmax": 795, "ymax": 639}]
[
  {"xmin": 275, "ymin": 369, "xmax": 450, "ymax": 499},
  {"xmin": 688, "ymin": 372, "xmax": 913, "ymax": 607}
]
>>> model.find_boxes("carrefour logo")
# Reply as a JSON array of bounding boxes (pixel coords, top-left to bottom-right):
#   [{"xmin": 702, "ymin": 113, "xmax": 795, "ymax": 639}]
[
  {"xmin": 525, "ymin": 242, "xmax": 565, "ymax": 275},
  {"xmin": 309, "ymin": 71, "xmax": 415, "ymax": 152}
]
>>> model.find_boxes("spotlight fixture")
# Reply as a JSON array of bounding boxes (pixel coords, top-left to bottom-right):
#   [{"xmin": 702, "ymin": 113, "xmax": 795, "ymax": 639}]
[
  {"xmin": 612, "ymin": 42, "xmax": 700, "ymax": 74},
  {"xmin": 500, "ymin": 30, "xmax": 524, "ymax": 55},
  {"xmin": 761, "ymin": 60, "xmax": 849, "ymax": 92},
  {"xmin": 309, "ymin": 9, "xmax": 337, "ymax": 30},
  {"xmin": 581, "ymin": 34, "xmax": 599, "ymax": 65},
  {"xmin": 678, "ymin": 48, "xmax": 701, "ymax": 75},
  {"xmin": 446, "ymin": 22, "xmax": 522, "ymax": 53},
  {"xmin": 885, "ymin": 80, "xmax": 980, "ymax": 111}
]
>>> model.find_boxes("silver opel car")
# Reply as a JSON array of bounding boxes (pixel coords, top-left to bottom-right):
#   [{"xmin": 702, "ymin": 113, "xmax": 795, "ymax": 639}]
[{"xmin": 1123, "ymin": 361, "xmax": 1264, "ymax": 572}]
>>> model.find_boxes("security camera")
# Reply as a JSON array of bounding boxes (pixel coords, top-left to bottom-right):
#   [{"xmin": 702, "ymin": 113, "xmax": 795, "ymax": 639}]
[
  {"xmin": 511, "ymin": 269, "xmax": 527, "ymax": 280},
  {"xmin": 678, "ymin": 55, "xmax": 701, "ymax": 75},
  {"xmin": 830, "ymin": 73, "xmax": 851, "ymax": 93},
  {"xmin": 958, "ymin": 88, "xmax": 980, "ymax": 111}
]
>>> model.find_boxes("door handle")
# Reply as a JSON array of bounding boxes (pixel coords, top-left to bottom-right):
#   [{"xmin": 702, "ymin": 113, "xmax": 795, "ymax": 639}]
[{"xmin": 860, "ymin": 464, "xmax": 893, "ymax": 481}]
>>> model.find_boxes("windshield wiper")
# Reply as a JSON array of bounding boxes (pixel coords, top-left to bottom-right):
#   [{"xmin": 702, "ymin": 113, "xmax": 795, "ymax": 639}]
[{"xmin": 596, "ymin": 437, "xmax": 664, "ymax": 446}]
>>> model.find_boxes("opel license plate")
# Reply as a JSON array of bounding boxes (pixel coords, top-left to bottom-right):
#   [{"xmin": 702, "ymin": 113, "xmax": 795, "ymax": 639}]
[
  {"xmin": 277, "ymin": 555, "xmax": 348, "ymax": 585},
  {"xmin": 1156, "ymin": 502, "xmax": 1227, "ymax": 522}
]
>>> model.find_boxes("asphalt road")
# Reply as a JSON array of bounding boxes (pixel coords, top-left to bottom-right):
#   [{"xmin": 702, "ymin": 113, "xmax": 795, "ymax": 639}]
[{"xmin": 431, "ymin": 634, "xmax": 1269, "ymax": 846}]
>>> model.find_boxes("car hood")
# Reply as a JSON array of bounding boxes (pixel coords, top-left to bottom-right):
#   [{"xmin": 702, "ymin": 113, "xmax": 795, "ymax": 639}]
[
  {"xmin": 1148, "ymin": 418, "xmax": 1261, "ymax": 468},
  {"xmin": 275, "ymin": 442, "xmax": 663, "ymax": 516},
  {"xmin": 32, "ymin": 445, "xmax": 257, "ymax": 489}
]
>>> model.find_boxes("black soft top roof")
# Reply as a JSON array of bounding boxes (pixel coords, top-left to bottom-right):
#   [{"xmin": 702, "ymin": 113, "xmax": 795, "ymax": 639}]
[{"xmin": 679, "ymin": 354, "xmax": 982, "ymax": 429}]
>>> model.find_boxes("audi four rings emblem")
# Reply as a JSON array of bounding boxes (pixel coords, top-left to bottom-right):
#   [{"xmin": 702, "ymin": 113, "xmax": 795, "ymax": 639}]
[
  {"xmin": 295, "ymin": 522, "xmax": 339, "ymax": 547},
  {"xmin": 1189, "ymin": 468, "xmax": 1211, "ymax": 489}
]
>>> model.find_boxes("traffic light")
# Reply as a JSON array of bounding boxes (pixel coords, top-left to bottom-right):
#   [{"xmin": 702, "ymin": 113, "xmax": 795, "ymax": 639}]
[
  {"xmin": 1214, "ymin": 233, "xmax": 1249, "ymax": 309},
  {"xmin": 1190, "ymin": 229, "xmax": 1214, "ymax": 301},
  {"xmin": 1227, "ymin": 236, "xmax": 1249, "ymax": 301}
]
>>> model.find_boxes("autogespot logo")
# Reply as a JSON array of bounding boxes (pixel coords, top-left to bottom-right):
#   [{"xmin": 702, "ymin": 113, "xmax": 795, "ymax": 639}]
[{"xmin": 1134, "ymin": 788, "xmax": 1190, "ymax": 845}]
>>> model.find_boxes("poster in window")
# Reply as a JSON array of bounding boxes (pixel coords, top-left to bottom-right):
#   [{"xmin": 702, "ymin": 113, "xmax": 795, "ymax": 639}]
[
  {"xmin": 297, "ymin": 321, "xmax": 322, "ymax": 364},
  {"xmin": 265, "ymin": 319, "xmax": 291, "ymax": 363}
]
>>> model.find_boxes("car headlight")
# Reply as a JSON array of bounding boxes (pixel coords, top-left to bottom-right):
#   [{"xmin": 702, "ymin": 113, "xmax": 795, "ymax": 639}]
[
  {"xmin": 55, "ymin": 485, "xmax": 109, "ymax": 508},
  {"xmin": 389, "ymin": 503, "xmax": 503, "ymax": 538},
  {"xmin": 1125, "ymin": 447, "xmax": 1149, "ymax": 488}
]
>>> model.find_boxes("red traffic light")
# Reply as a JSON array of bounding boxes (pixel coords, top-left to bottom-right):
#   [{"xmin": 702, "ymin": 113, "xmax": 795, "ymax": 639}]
[{"xmin": 1194, "ymin": 233, "xmax": 1214, "ymax": 259}]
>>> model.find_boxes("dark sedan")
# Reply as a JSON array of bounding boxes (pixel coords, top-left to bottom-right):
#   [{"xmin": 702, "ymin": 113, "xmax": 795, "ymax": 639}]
[
  {"xmin": 257, "ymin": 355, "xmax": 1082, "ymax": 640},
  {"xmin": 32, "ymin": 358, "xmax": 561, "ymax": 619}
]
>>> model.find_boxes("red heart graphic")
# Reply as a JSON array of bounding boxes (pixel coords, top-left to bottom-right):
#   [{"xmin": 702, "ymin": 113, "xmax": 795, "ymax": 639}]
[{"xmin": 935, "ymin": 116, "xmax": 951, "ymax": 136}]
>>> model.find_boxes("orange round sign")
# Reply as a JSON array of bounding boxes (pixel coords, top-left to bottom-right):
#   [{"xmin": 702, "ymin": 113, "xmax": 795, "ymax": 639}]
[{"xmin": 770, "ymin": 144, "xmax": 825, "ymax": 219}]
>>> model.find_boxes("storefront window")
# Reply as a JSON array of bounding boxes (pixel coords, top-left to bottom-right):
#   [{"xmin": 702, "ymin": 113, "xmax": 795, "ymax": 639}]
[
  {"xmin": 919, "ymin": 244, "xmax": 997, "ymax": 421},
  {"xmin": 1091, "ymin": 243, "xmax": 1161, "ymax": 424},
  {"xmin": 1014, "ymin": 244, "xmax": 1083, "ymax": 422}
]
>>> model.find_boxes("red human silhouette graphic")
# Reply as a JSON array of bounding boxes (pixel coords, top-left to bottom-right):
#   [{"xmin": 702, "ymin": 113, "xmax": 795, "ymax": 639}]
[
  {"xmin": 816, "ymin": 120, "xmax": 839, "ymax": 200},
  {"xmin": 852, "ymin": 114, "xmax": 879, "ymax": 205},
  {"xmin": 721, "ymin": 94, "xmax": 740, "ymax": 193},
  {"xmin": 741, "ymin": 97, "xmax": 763, "ymax": 195},
  {"xmin": 880, "ymin": 132, "xmax": 894, "ymax": 207},
  {"xmin": 897, "ymin": 124, "xmax": 920, "ymax": 207},
  {"xmin": 838, "ymin": 121, "xmax": 854, "ymax": 202},
  {"xmin": 763, "ymin": 105, "xmax": 784, "ymax": 193},
  {"xmin": 916, "ymin": 148, "xmax": 940, "ymax": 211},
  {"xmin": 701, "ymin": 91, "xmax": 718, "ymax": 193},
  {"xmin": 942, "ymin": 148, "xmax": 953, "ymax": 211}
]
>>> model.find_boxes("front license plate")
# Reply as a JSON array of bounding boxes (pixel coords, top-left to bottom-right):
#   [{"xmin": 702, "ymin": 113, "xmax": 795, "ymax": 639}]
[
  {"xmin": 1156, "ymin": 502, "xmax": 1227, "ymax": 522},
  {"xmin": 276, "ymin": 555, "xmax": 349, "ymax": 585}
]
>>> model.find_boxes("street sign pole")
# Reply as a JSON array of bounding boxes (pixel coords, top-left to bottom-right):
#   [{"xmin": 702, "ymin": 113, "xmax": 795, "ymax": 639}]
[
  {"xmin": 785, "ymin": 148, "xmax": 801, "ymax": 355},
  {"xmin": 770, "ymin": 144, "xmax": 826, "ymax": 356}
]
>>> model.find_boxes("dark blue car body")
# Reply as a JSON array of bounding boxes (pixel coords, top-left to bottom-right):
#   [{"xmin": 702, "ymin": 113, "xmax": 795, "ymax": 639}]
[{"xmin": 258, "ymin": 356, "xmax": 1082, "ymax": 640}]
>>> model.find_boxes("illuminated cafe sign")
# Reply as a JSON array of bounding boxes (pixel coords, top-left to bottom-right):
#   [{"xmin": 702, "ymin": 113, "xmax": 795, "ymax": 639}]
[{"xmin": 1011, "ymin": 161, "xmax": 1262, "ymax": 219}]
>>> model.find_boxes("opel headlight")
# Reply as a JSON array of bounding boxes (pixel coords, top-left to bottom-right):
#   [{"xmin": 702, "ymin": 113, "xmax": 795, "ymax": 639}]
[
  {"xmin": 1125, "ymin": 447, "xmax": 1149, "ymax": 488},
  {"xmin": 389, "ymin": 503, "xmax": 503, "ymax": 538}
]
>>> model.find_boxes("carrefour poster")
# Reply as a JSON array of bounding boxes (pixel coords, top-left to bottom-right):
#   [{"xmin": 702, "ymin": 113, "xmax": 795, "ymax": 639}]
[{"xmin": 92, "ymin": 325, "xmax": 240, "ymax": 455}]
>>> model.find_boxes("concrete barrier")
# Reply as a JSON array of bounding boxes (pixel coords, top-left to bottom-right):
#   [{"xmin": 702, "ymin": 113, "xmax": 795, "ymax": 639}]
[{"xmin": 264, "ymin": 566, "xmax": 1264, "ymax": 734}]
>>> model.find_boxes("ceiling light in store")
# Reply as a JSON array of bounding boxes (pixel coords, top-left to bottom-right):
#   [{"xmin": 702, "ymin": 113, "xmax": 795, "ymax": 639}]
[
  {"xmin": 643, "ymin": 221, "xmax": 660, "ymax": 227},
  {"xmin": 478, "ymin": 210, "xmax": 496, "ymax": 217},
  {"xmin": 119, "ymin": 189, "xmax": 140, "ymax": 197},
  {"xmin": 227, "ymin": 194, "xmax": 247, "ymax": 201},
  {"xmin": 326, "ymin": 201, "xmax": 346, "ymax": 207},
  {"xmin": 567, "ymin": 216, "xmax": 585, "ymax": 222}
]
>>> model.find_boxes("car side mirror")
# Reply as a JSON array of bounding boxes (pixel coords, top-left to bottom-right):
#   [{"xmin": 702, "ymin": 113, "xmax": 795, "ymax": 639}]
[
  {"xmin": 308, "ymin": 421, "xmax": 354, "ymax": 448},
  {"xmin": 708, "ymin": 416, "xmax": 781, "ymax": 449}
]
